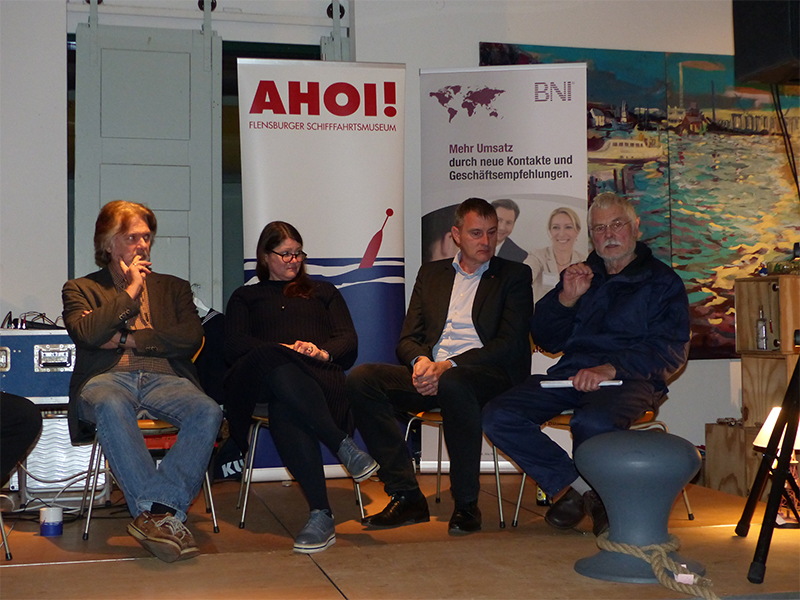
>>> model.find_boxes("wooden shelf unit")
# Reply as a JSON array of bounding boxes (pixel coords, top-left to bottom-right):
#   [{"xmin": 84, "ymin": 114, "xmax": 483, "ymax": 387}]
[
  {"xmin": 705, "ymin": 274, "xmax": 798, "ymax": 497},
  {"xmin": 734, "ymin": 274, "xmax": 800, "ymax": 428}
]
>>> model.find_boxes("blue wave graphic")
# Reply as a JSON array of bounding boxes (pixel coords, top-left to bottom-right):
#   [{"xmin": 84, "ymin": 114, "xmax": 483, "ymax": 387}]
[
  {"xmin": 243, "ymin": 257, "xmax": 404, "ymax": 287},
  {"xmin": 241, "ymin": 257, "xmax": 406, "ymax": 367}
]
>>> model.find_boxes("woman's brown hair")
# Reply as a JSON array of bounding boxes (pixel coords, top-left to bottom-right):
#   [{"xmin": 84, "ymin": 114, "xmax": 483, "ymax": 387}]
[{"xmin": 255, "ymin": 221, "xmax": 313, "ymax": 298}]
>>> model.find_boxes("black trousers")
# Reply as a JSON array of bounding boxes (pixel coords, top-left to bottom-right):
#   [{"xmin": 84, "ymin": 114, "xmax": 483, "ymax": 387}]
[
  {"xmin": 1, "ymin": 392, "xmax": 43, "ymax": 486},
  {"xmin": 483, "ymin": 376, "xmax": 662, "ymax": 497},
  {"xmin": 346, "ymin": 363, "xmax": 511, "ymax": 505},
  {"xmin": 228, "ymin": 357, "xmax": 348, "ymax": 512}
]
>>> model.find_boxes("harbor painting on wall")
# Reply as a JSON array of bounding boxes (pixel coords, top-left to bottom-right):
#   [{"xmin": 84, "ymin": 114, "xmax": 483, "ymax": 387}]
[{"xmin": 481, "ymin": 43, "xmax": 800, "ymax": 359}]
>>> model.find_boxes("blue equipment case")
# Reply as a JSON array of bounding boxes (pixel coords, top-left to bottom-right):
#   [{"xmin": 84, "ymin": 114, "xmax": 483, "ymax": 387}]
[
  {"xmin": 0, "ymin": 329, "xmax": 74, "ymax": 406},
  {"xmin": 0, "ymin": 329, "xmax": 109, "ymax": 504}
]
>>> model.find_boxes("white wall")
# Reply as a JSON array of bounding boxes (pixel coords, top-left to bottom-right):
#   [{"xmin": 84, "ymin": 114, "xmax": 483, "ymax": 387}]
[
  {"xmin": 0, "ymin": 0, "xmax": 67, "ymax": 320},
  {"xmin": 64, "ymin": 0, "xmax": 342, "ymax": 44},
  {"xmin": 0, "ymin": 0, "xmax": 741, "ymax": 444}
]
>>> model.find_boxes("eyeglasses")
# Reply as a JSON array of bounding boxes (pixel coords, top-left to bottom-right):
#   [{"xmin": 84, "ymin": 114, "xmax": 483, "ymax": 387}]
[
  {"xmin": 590, "ymin": 220, "xmax": 631, "ymax": 236},
  {"xmin": 271, "ymin": 250, "xmax": 307, "ymax": 263}
]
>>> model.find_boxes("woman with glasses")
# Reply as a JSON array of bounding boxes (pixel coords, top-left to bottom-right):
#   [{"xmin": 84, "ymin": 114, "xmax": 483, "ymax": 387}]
[
  {"xmin": 224, "ymin": 221, "xmax": 378, "ymax": 554},
  {"xmin": 526, "ymin": 206, "xmax": 586, "ymax": 303}
]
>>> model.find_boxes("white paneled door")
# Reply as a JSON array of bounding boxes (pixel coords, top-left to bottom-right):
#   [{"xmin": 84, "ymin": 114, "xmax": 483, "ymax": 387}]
[{"xmin": 74, "ymin": 22, "xmax": 222, "ymax": 309}]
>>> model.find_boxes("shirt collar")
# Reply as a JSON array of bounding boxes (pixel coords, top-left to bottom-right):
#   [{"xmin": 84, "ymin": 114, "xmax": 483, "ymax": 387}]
[
  {"xmin": 109, "ymin": 267, "xmax": 127, "ymax": 291},
  {"xmin": 452, "ymin": 252, "xmax": 491, "ymax": 278}
]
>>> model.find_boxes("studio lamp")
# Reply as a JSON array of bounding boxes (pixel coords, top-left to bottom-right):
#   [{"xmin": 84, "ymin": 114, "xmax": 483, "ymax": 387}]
[{"xmin": 752, "ymin": 407, "xmax": 800, "ymax": 527}]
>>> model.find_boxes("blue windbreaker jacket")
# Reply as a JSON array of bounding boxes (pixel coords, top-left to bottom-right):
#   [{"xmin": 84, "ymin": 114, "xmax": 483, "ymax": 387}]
[{"xmin": 531, "ymin": 242, "xmax": 690, "ymax": 394}]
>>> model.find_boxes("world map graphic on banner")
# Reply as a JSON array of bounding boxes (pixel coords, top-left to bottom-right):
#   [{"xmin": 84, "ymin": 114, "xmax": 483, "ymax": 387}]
[
  {"xmin": 420, "ymin": 65, "xmax": 588, "ymax": 308},
  {"xmin": 429, "ymin": 85, "xmax": 506, "ymax": 121}
]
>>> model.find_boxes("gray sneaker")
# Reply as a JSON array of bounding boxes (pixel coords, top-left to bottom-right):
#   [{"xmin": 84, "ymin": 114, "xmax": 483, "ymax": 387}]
[
  {"xmin": 337, "ymin": 436, "xmax": 379, "ymax": 482},
  {"xmin": 294, "ymin": 510, "xmax": 336, "ymax": 554}
]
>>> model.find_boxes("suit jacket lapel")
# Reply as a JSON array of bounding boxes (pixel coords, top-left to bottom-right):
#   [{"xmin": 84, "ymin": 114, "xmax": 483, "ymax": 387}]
[
  {"xmin": 96, "ymin": 269, "xmax": 120, "ymax": 307},
  {"xmin": 472, "ymin": 257, "xmax": 500, "ymax": 328},
  {"xmin": 429, "ymin": 261, "xmax": 455, "ymax": 341},
  {"xmin": 145, "ymin": 273, "xmax": 163, "ymax": 329}
]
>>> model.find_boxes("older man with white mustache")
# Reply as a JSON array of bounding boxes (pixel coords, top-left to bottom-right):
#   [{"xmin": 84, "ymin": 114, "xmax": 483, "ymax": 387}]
[{"xmin": 483, "ymin": 192, "xmax": 690, "ymax": 537}]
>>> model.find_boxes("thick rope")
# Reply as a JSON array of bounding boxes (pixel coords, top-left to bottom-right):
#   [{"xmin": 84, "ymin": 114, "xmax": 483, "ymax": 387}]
[{"xmin": 596, "ymin": 532, "xmax": 720, "ymax": 600}]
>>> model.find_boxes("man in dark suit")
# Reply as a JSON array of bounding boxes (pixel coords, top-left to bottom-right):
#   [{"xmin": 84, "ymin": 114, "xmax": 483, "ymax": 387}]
[
  {"xmin": 62, "ymin": 200, "xmax": 221, "ymax": 563},
  {"xmin": 492, "ymin": 198, "xmax": 528, "ymax": 263},
  {"xmin": 347, "ymin": 198, "xmax": 533, "ymax": 535}
]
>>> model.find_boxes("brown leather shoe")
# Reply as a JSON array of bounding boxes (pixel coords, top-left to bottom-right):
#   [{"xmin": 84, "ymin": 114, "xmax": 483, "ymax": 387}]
[{"xmin": 127, "ymin": 511, "xmax": 200, "ymax": 563}]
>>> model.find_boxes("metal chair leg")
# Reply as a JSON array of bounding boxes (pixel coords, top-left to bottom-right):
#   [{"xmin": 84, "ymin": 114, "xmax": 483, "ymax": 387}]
[
  {"xmin": 0, "ymin": 510, "xmax": 11, "ymax": 560},
  {"xmin": 203, "ymin": 471, "xmax": 219, "ymax": 533},
  {"xmin": 434, "ymin": 424, "xmax": 443, "ymax": 503},
  {"xmin": 404, "ymin": 416, "xmax": 420, "ymax": 446},
  {"xmin": 493, "ymin": 446, "xmax": 505, "ymax": 528},
  {"xmin": 682, "ymin": 488, "xmax": 694, "ymax": 520},
  {"xmin": 239, "ymin": 421, "xmax": 262, "ymax": 529},
  {"xmin": 83, "ymin": 441, "xmax": 104, "ymax": 540},
  {"xmin": 404, "ymin": 413, "xmax": 445, "ymax": 501},
  {"xmin": 79, "ymin": 438, "xmax": 100, "ymax": 518},
  {"xmin": 236, "ymin": 427, "xmax": 253, "ymax": 511},
  {"xmin": 513, "ymin": 473, "xmax": 527, "ymax": 527},
  {"xmin": 404, "ymin": 416, "xmax": 422, "ymax": 473},
  {"xmin": 634, "ymin": 420, "xmax": 695, "ymax": 521},
  {"xmin": 354, "ymin": 481, "xmax": 365, "ymax": 520}
]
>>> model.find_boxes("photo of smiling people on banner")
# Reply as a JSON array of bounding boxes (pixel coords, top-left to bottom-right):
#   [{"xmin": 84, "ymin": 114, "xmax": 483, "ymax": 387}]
[{"xmin": 420, "ymin": 65, "xmax": 589, "ymax": 305}]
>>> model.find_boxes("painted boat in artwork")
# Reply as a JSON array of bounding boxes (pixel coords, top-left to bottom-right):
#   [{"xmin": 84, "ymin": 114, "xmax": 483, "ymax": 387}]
[{"xmin": 588, "ymin": 137, "xmax": 664, "ymax": 163}]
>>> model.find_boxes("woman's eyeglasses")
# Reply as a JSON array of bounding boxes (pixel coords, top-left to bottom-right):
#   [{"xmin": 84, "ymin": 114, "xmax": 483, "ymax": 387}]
[{"xmin": 271, "ymin": 250, "xmax": 307, "ymax": 263}]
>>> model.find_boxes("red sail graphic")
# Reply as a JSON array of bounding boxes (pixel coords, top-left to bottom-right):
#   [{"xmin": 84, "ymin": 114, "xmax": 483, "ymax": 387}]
[{"xmin": 359, "ymin": 208, "xmax": 393, "ymax": 269}]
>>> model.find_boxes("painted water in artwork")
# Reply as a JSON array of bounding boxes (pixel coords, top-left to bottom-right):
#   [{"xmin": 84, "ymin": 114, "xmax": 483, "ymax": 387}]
[{"xmin": 481, "ymin": 43, "xmax": 800, "ymax": 358}]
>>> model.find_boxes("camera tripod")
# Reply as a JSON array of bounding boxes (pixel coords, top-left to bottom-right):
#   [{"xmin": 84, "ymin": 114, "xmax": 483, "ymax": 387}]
[{"xmin": 735, "ymin": 346, "xmax": 799, "ymax": 584}]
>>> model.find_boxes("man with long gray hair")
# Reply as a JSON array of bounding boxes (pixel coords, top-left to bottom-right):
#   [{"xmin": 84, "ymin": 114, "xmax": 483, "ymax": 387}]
[{"xmin": 63, "ymin": 200, "xmax": 221, "ymax": 563}]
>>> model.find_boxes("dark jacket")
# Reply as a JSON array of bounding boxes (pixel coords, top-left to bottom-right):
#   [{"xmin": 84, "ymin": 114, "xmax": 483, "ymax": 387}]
[
  {"xmin": 531, "ymin": 242, "xmax": 690, "ymax": 393},
  {"xmin": 397, "ymin": 255, "xmax": 533, "ymax": 385},
  {"xmin": 62, "ymin": 269, "xmax": 204, "ymax": 444},
  {"xmin": 222, "ymin": 279, "xmax": 358, "ymax": 450},
  {"xmin": 496, "ymin": 237, "xmax": 529, "ymax": 263}
]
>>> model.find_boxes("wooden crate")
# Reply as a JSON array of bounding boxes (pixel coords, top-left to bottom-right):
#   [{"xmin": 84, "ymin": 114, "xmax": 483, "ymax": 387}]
[
  {"xmin": 735, "ymin": 275, "xmax": 800, "ymax": 427},
  {"xmin": 705, "ymin": 423, "xmax": 767, "ymax": 499},
  {"xmin": 735, "ymin": 275, "xmax": 799, "ymax": 354},
  {"xmin": 741, "ymin": 354, "xmax": 799, "ymax": 427},
  {"xmin": 744, "ymin": 427, "xmax": 771, "ymax": 502}
]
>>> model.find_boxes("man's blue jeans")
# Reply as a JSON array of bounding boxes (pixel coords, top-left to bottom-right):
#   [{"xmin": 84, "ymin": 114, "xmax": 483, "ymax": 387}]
[{"xmin": 79, "ymin": 371, "xmax": 222, "ymax": 521}]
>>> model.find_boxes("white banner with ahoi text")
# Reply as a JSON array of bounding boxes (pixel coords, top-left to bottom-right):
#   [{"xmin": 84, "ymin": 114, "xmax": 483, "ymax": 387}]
[{"xmin": 237, "ymin": 59, "xmax": 407, "ymax": 478}]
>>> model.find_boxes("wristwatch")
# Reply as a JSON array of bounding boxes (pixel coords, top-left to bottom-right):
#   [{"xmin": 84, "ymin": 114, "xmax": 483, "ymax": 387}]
[{"xmin": 117, "ymin": 329, "xmax": 129, "ymax": 353}]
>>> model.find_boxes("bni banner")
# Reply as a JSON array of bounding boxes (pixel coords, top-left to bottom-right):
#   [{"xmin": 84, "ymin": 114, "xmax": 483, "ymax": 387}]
[
  {"xmin": 419, "ymin": 64, "xmax": 587, "ymax": 472},
  {"xmin": 238, "ymin": 59, "xmax": 406, "ymax": 365},
  {"xmin": 420, "ymin": 64, "xmax": 588, "ymax": 305}
]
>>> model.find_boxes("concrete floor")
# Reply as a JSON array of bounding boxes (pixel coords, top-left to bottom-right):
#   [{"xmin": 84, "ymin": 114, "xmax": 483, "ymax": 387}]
[{"xmin": 1, "ymin": 474, "xmax": 798, "ymax": 600}]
